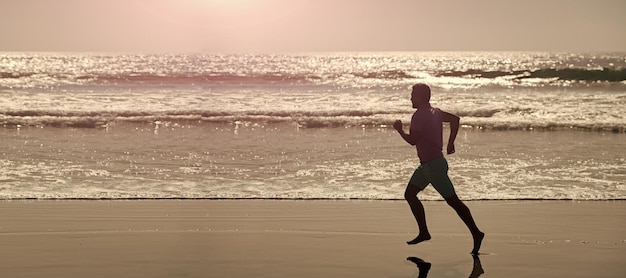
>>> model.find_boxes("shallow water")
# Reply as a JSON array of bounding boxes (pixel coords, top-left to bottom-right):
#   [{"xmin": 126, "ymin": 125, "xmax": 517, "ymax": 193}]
[{"xmin": 1, "ymin": 123, "xmax": 624, "ymax": 200}]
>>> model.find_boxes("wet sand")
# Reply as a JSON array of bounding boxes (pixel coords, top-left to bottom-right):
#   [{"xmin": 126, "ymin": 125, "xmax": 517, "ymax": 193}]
[{"xmin": 0, "ymin": 200, "xmax": 624, "ymax": 277}]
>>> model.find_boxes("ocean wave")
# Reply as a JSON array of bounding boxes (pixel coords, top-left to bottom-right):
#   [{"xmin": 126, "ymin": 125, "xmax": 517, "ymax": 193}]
[
  {"xmin": 522, "ymin": 68, "xmax": 626, "ymax": 82},
  {"xmin": 0, "ymin": 70, "xmax": 414, "ymax": 87},
  {"xmin": 2, "ymin": 67, "xmax": 626, "ymax": 90},
  {"xmin": 0, "ymin": 109, "xmax": 396, "ymax": 128},
  {"xmin": 1, "ymin": 109, "xmax": 624, "ymax": 133},
  {"xmin": 353, "ymin": 70, "xmax": 415, "ymax": 79},
  {"xmin": 0, "ymin": 72, "xmax": 36, "ymax": 79},
  {"xmin": 0, "ymin": 109, "xmax": 388, "ymax": 119},
  {"xmin": 436, "ymin": 68, "xmax": 626, "ymax": 82},
  {"xmin": 0, "ymin": 72, "xmax": 321, "ymax": 87},
  {"xmin": 93, "ymin": 72, "xmax": 319, "ymax": 84}
]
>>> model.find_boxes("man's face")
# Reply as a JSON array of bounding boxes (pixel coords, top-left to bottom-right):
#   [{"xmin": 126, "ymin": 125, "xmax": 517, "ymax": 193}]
[{"xmin": 411, "ymin": 91, "xmax": 420, "ymax": 108}]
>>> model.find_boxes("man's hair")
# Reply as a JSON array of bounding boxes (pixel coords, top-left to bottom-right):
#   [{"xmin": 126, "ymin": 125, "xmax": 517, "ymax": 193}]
[{"xmin": 412, "ymin": 83, "xmax": 431, "ymax": 103}]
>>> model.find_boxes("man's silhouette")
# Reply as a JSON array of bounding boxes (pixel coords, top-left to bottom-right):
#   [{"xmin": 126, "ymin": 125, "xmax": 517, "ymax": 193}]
[{"xmin": 394, "ymin": 84, "xmax": 484, "ymax": 254}]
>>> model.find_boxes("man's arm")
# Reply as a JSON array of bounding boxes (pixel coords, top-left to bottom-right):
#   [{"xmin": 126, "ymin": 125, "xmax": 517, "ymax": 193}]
[
  {"xmin": 442, "ymin": 111, "xmax": 459, "ymax": 154},
  {"xmin": 393, "ymin": 120, "xmax": 420, "ymax": 146}
]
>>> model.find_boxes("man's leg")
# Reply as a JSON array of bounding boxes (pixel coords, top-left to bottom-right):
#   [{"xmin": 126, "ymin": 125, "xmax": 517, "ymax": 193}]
[
  {"xmin": 405, "ymin": 183, "xmax": 431, "ymax": 245},
  {"xmin": 445, "ymin": 196, "xmax": 484, "ymax": 254},
  {"xmin": 428, "ymin": 158, "xmax": 485, "ymax": 254}
]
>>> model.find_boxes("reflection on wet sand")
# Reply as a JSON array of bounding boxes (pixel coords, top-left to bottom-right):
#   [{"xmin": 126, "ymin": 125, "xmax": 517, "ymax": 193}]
[{"xmin": 407, "ymin": 254, "xmax": 484, "ymax": 278}]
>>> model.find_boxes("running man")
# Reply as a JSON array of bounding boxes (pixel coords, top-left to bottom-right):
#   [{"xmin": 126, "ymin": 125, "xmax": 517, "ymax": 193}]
[{"xmin": 393, "ymin": 83, "xmax": 484, "ymax": 254}]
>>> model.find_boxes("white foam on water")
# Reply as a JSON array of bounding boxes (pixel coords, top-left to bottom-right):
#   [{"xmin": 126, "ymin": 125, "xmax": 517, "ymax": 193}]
[{"xmin": 0, "ymin": 124, "xmax": 623, "ymax": 200}]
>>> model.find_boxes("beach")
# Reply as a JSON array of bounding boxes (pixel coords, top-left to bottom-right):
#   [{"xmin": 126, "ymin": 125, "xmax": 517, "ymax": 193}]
[
  {"xmin": 1, "ymin": 52, "xmax": 625, "ymax": 277},
  {"xmin": 1, "ymin": 200, "xmax": 624, "ymax": 277}
]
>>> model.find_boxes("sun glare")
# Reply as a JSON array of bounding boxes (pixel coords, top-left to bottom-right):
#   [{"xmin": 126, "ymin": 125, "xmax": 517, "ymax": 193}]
[
  {"xmin": 134, "ymin": 0, "xmax": 267, "ymax": 29},
  {"xmin": 186, "ymin": 0, "xmax": 258, "ymax": 11}
]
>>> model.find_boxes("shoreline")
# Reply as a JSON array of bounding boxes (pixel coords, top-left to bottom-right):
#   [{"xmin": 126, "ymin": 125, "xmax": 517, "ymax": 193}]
[
  {"xmin": 2, "ymin": 197, "xmax": 626, "ymax": 200},
  {"xmin": 2, "ymin": 121, "xmax": 626, "ymax": 133},
  {"xmin": 1, "ymin": 200, "xmax": 624, "ymax": 277}
]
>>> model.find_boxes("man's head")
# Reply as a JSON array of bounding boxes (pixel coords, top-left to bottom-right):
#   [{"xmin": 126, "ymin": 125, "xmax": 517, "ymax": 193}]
[{"xmin": 411, "ymin": 83, "xmax": 431, "ymax": 108}]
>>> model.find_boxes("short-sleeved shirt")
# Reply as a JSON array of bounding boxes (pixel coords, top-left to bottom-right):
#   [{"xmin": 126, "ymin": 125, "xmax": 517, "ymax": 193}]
[{"xmin": 410, "ymin": 104, "xmax": 444, "ymax": 163}]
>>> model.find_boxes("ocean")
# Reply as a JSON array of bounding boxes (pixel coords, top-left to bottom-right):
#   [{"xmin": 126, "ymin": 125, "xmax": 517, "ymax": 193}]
[{"xmin": 1, "ymin": 52, "xmax": 625, "ymax": 200}]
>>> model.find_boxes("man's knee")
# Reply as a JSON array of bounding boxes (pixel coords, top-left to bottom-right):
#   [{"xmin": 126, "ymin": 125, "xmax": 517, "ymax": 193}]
[
  {"xmin": 445, "ymin": 195, "xmax": 469, "ymax": 211},
  {"xmin": 444, "ymin": 195, "xmax": 462, "ymax": 207},
  {"xmin": 404, "ymin": 184, "xmax": 420, "ymax": 201}
]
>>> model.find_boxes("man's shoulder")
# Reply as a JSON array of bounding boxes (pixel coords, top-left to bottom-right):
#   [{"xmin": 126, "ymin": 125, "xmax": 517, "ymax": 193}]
[
  {"xmin": 411, "ymin": 109, "xmax": 422, "ymax": 120},
  {"xmin": 415, "ymin": 106, "xmax": 443, "ymax": 115}
]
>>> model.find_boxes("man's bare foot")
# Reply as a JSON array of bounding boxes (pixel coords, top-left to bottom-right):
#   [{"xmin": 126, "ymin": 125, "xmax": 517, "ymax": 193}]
[
  {"xmin": 471, "ymin": 232, "xmax": 485, "ymax": 254},
  {"xmin": 407, "ymin": 234, "xmax": 431, "ymax": 245}
]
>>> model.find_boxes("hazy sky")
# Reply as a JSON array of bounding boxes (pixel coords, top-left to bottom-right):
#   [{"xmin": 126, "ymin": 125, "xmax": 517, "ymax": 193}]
[{"xmin": 1, "ymin": 0, "xmax": 624, "ymax": 53}]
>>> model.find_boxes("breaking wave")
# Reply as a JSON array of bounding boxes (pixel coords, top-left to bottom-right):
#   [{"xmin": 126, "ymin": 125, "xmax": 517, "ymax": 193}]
[
  {"xmin": 2, "ymin": 67, "xmax": 625, "ymax": 89},
  {"xmin": 2, "ymin": 109, "xmax": 624, "ymax": 132},
  {"xmin": 437, "ymin": 68, "xmax": 626, "ymax": 82}
]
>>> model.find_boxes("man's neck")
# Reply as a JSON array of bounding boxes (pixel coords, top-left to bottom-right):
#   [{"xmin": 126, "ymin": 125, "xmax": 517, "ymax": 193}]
[{"xmin": 416, "ymin": 103, "xmax": 431, "ymax": 109}]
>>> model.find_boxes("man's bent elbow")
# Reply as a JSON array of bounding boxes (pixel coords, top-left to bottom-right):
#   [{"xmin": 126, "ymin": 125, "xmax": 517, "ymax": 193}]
[
  {"xmin": 443, "ymin": 112, "xmax": 460, "ymax": 123},
  {"xmin": 450, "ymin": 115, "xmax": 460, "ymax": 124}
]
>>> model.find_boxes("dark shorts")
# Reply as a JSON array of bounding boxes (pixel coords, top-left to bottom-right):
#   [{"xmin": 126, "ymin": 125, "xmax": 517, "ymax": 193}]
[{"xmin": 408, "ymin": 156, "xmax": 457, "ymax": 198}]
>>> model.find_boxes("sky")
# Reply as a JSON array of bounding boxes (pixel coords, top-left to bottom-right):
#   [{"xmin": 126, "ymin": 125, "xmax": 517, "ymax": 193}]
[{"xmin": 1, "ymin": 0, "xmax": 625, "ymax": 53}]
